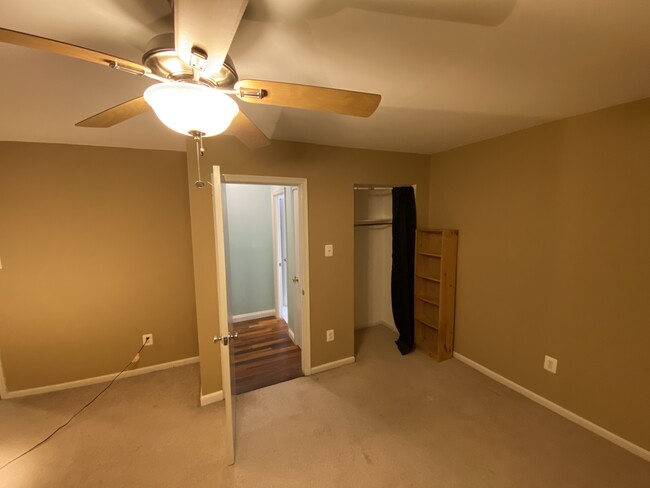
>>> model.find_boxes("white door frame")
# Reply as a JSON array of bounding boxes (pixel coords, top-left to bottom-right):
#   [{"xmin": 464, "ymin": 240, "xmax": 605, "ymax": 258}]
[
  {"xmin": 222, "ymin": 174, "xmax": 312, "ymax": 376},
  {"xmin": 271, "ymin": 189, "xmax": 288, "ymax": 322}
]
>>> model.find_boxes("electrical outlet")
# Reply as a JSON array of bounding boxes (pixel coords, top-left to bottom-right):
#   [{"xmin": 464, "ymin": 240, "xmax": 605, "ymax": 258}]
[
  {"xmin": 543, "ymin": 355, "xmax": 557, "ymax": 374},
  {"xmin": 142, "ymin": 333, "xmax": 154, "ymax": 346},
  {"xmin": 326, "ymin": 329, "xmax": 335, "ymax": 342}
]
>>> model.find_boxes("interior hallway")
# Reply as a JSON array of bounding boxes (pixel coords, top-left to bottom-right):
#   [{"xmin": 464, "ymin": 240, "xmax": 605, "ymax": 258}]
[
  {"xmin": 233, "ymin": 316, "xmax": 303, "ymax": 394},
  {"xmin": 1, "ymin": 326, "xmax": 648, "ymax": 487}
]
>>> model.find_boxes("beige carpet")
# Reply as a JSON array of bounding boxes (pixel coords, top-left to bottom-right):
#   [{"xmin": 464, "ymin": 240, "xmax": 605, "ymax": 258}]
[{"xmin": 1, "ymin": 326, "xmax": 648, "ymax": 487}]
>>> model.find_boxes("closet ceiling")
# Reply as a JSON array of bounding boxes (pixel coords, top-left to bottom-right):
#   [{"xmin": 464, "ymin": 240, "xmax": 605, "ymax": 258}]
[{"xmin": 1, "ymin": 0, "xmax": 648, "ymax": 154}]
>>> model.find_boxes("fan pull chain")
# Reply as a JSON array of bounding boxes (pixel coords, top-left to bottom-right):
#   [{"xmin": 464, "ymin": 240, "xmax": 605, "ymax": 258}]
[{"xmin": 190, "ymin": 130, "xmax": 206, "ymax": 188}]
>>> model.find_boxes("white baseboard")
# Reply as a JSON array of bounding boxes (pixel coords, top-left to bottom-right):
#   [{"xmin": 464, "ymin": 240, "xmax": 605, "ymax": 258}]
[
  {"xmin": 200, "ymin": 389, "xmax": 224, "ymax": 406},
  {"xmin": 232, "ymin": 309, "xmax": 276, "ymax": 323},
  {"xmin": 288, "ymin": 327, "xmax": 296, "ymax": 343},
  {"xmin": 453, "ymin": 352, "xmax": 650, "ymax": 462},
  {"xmin": 4, "ymin": 356, "xmax": 199, "ymax": 399},
  {"xmin": 310, "ymin": 356, "xmax": 355, "ymax": 375}
]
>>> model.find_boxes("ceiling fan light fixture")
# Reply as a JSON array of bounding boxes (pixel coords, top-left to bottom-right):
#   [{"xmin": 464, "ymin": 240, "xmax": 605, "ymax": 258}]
[{"xmin": 144, "ymin": 82, "xmax": 239, "ymax": 137}]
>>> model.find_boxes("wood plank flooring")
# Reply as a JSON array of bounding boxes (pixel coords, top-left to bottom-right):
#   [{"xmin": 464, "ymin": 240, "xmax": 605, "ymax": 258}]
[{"xmin": 233, "ymin": 316, "xmax": 303, "ymax": 394}]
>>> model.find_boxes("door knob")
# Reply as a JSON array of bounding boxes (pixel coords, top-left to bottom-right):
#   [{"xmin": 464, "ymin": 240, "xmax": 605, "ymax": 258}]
[{"xmin": 213, "ymin": 332, "xmax": 239, "ymax": 346}]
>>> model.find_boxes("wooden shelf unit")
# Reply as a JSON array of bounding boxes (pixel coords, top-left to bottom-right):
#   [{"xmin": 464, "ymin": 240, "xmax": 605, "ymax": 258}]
[{"xmin": 414, "ymin": 229, "xmax": 458, "ymax": 361}]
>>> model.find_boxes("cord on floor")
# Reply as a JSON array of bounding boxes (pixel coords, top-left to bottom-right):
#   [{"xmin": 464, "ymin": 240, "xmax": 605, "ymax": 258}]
[{"xmin": 0, "ymin": 338, "xmax": 150, "ymax": 471}]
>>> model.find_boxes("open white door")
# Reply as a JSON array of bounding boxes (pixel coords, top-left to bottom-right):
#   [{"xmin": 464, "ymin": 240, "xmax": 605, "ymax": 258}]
[
  {"xmin": 211, "ymin": 166, "xmax": 237, "ymax": 465},
  {"xmin": 291, "ymin": 188, "xmax": 303, "ymax": 348},
  {"xmin": 272, "ymin": 190, "xmax": 289, "ymax": 322}
]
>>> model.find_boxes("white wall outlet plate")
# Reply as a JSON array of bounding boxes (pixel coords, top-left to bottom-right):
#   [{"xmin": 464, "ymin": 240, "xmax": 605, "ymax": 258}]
[
  {"xmin": 544, "ymin": 355, "xmax": 558, "ymax": 373},
  {"xmin": 326, "ymin": 329, "xmax": 335, "ymax": 342},
  {"xmin": 325, "ymin": 244, "xmax": 333, "ymax": 257},
  {"xmin": 143, "ymin": 333, "xmax": 154, "ymax": 346}
]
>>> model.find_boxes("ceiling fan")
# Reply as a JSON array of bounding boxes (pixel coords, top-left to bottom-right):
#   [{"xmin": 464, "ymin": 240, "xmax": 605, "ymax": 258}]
[{"xmin": 0, "ymin": 0, "xmax": 381, "ymax": 154}]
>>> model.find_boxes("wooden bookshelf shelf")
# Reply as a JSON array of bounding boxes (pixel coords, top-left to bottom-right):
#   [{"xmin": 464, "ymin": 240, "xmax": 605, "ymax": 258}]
[
  {"xmin": 416, "ymin": 295, "xmax": 439, "ymax": 306},
  {"xmin": 416, "ymin": 274, "xmax": 441, "ymax": 283},
  {"xmin": 414, "ymin": 229, "xmax": 458, "ymax": 362},
  {"xmin": 418, "ymin": 252, "xmax": 442, "ymax": 258},
  {"xmin": 416, "ymin": 317, "xmax": 438, "ymax": 330}
]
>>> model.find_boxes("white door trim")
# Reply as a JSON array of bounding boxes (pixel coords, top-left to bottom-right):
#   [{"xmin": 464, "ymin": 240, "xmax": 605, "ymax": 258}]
[{"xmin": 222, "ymin": 174, "xmax": 312, "ymax": 376}]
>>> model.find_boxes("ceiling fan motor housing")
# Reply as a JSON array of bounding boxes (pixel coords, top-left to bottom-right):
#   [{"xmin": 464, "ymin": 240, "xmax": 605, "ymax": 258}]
[{"xmin": 142, "ymin": 33, "xmax": 238, "ymax": 88}]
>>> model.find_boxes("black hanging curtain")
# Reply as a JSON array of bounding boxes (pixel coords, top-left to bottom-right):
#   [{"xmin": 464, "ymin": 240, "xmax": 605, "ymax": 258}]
[{"xmin": 391, "ymin": 186, "xmax": 416, "ymax": 355}]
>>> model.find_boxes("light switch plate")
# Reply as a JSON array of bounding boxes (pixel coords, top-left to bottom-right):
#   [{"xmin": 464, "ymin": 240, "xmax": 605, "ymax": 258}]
[
  {"xmin": 544, "ymin": 355, "xmax": 558, "ymax": 374},
  {"xmin": 325, "ymin": 244, "xmax": 333, "ymax": 257}
]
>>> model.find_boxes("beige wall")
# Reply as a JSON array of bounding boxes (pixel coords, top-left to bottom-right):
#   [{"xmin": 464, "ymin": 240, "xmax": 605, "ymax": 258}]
[
  {"xmin": 0, "ymin": 142, "xmax": 198, "ymax": 392},
  {"xmin": 187, "ymin": 138, "xmax": 430, "ymax": 394},
  {"xmin": 428, "ymin": 98, "xmax": 650, "ymax": 449}
]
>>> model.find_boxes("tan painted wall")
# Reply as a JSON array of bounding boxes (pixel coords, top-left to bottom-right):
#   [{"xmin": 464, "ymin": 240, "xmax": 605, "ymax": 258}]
[
  {"xmin": 0, "ymin": 142, "xmax": 198, "ymax": 392},
  {"xmin": 428, "ymin": 98, "xmax": 650, "ymax": 449},
  {"xmin": 187, "ymin": 138, "xmax": 430, "ymax": 394}
]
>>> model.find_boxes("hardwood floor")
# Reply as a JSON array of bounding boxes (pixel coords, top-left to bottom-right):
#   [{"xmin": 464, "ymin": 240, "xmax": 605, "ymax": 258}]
[{"xmin": 233, "ymin": 316, "xmax": 303, "ymax": 394}]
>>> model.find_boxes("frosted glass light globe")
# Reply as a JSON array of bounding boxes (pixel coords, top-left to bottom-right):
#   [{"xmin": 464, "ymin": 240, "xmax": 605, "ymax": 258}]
[{"xmin": 144, "ymin": 82, "xmax": 239, "ymax": 137}]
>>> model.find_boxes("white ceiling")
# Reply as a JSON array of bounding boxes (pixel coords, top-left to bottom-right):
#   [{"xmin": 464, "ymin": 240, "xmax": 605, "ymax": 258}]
[{"xmin": 1, "ymin": 0, "xmax": 648, "ymax": 155}]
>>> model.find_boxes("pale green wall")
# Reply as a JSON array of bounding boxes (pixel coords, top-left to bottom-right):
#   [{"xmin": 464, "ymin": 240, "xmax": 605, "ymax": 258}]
[{"xmin": 225, "ymin": 184, "xmax": 275, "ymax": 316}]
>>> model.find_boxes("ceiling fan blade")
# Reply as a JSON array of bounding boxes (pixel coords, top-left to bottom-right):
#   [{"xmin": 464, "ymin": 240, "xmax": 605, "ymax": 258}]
[
  {"xmin": 234, "ymin": 80, "xmax": 381, "ymax": 117},
  {"xmin": 174, "ymin": 0, "xmax": 248, "ymax": 75},
  {"xmin": 224, "ymin": 110, "xmax": 271, "ymax": 149},
  {"xmin": 75, "ymin": 97, "xmax": 151, "ymax": 128},
  {"xmin": 0, "ymin": 27, "xmax": 149, "ymax": 75}
]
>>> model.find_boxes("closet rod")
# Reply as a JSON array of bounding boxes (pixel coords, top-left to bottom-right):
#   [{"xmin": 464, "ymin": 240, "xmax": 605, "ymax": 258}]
[
  {"xmin": 354, "ymin": 186, "xmax": 393, "ymax": 191},
  {"xmin": 354, "ymin": 219, "xmax": 393, "ymax": 227}
]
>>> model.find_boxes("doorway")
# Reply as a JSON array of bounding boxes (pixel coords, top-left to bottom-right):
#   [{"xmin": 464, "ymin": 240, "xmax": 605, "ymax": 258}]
[
  {"xmin": 222, "ymin": 177, "xmax": 311, "ymax": 394},
  {"xmin": 353, "ymin": 185, "xmax": 416, "ymax": 353},
  {"xmin": 354, "ymin": 186, "xmax": 397, "ymax": 338}
]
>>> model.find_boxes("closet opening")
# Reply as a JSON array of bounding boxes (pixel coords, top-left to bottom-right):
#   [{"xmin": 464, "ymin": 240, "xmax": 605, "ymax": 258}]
[
  {"xmin": 223, "ymin": 181, "xmax": 307, "ymax": 394},
  {"xmin": 353, "ymin": 185, "xmax": 416, "ymax": 354}
]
